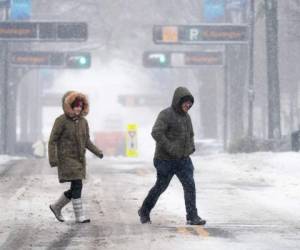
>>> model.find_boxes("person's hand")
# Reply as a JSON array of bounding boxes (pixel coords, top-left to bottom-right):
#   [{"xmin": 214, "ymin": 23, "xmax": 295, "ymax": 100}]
[{"xmin": 99, "ymin": 153, "xmax": 104, "ymax": 159}]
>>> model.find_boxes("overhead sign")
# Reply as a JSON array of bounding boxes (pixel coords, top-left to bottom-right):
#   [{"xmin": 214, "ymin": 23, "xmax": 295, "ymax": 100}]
[
  {"xmin": 10, "ymin": 51, "xmax": 91, "ymax": 69},
  {"xmin": 0, "ymin": 22, "xmax": 87, "ymax": 41},
  {"xmin": 126, "ymin": 124, "xmax": 138, "ymax": 157},
  {"xmin": 11, "ymin": 51, "xmax": 64, "ymax": 66},
  {"xmin": 143, "ymin": 51, "xmax": 223, "ymax": 68},
  {"xmin": 10, "ymin": 0, "xmax": 32, "ymax": 20},
  {"xmin": 153, "ymin": 24, "xmax": 248, "ymax": 44}
]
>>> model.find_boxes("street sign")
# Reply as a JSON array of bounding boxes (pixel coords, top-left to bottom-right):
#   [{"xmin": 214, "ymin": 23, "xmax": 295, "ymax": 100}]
[
  {"xmin": 11, "ymin": 52, "xmax": 64, "ymax": 66},
  {"xmin": 10, "ymin": 0, "xmax": 32, "ymax": 20},
  {"xmin": 126, "ymin": 124, "xmax": 138, "ymax": 157},
  {"xmin": 10, "ymin": 51, "xmax": 91, "ymax": 69},
  {"xmin": 0, "ymin": 22, "xmax": 87, "ymax": 41},
  {"xmin": 185, "ymin": 51, "xmax": 223, "ymax": 65},
  {"xmin": 153, "ymin": 24, "xmax": 248, "ymax": 44},
  {"xmin": 143, "ymin": 51, "xmax": 223, "ymax": 68}
]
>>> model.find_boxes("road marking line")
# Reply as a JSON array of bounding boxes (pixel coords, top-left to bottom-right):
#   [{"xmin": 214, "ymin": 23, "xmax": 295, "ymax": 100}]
[
  {"xmin": 194, "ymin": 226, "xmax": 209, "ymax": 237},
  {"xmin": 176, "ymin": 227, "xmax": 191, "ymax": 235},
  {"xmin": 136, "ymin": 169, "xmax": 147, "ymax": 176}
]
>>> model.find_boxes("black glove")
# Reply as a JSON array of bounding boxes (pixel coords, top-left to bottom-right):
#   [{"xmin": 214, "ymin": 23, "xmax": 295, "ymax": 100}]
[
  {"xmin": 50, "ymin": 161, "xmax": 58, "ymax": 167},
  {"xmin": 99, "ymin": 153, "xmax": 104, "ymax": 159}
]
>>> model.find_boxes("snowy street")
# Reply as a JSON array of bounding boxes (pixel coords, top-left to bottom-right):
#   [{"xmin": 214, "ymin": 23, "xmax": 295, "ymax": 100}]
[
  {"xmin": 0, "ymin": 152, "xmax": 300, "ymax": 250},
  {"xmin": 0, "ymin": 1, "xmax": 299, "ymax": 249}
]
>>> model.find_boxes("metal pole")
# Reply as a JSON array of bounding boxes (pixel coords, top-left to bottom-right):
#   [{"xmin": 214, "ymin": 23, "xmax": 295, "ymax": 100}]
[
  {"xmin": 3, "ymin": 43, "xmax": 9, "ymax": 154},
  {"xmin": 0, "ymin": 2, "xmax": 9, "ymax": 154},
  {"xmin": 223, "ymin": 45, "xmax": 229, "ymax": 151},
  {"xmin": 247, "ymin": 0, "xmax": 255, "ymax": 138}
]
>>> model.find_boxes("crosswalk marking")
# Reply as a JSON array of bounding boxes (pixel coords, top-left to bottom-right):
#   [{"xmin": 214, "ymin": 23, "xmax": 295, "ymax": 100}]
[
  {"xmin": 176, "ymin": 226, "xmax": 209, "ymax": 237},
  {"xmin": 194, "ymin": 226, "xmax": 209, "ymax": 237},
  {"xmin": 176, "ymin": 227, "xmax": 190, "ymax": 235}
]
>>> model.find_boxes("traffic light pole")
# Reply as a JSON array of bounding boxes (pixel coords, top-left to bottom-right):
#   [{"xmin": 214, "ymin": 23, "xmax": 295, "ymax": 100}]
[
  {"xmin": 247, "ymin": 0, "xmax": 255, "ymax": 138},
  {"xmin": 0, "ymin": 4, "xmax": 9, "ymax": 154},
  {"xmin": 223, "ymin": 46, "xmax": 229, "ymax": 151}
]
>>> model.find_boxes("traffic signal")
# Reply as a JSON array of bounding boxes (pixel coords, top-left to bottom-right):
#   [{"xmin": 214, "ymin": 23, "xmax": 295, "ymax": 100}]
[
  {"xmin": 143, "ymin": 51, "xmax": 170, "ymax": 68},
  {"xmin": 143, "ymin": 51, "xmax": 223, "ymax": 68},
  {"xmin": 65, "ymin": 52, "xmax": 91, "ymax": 68}
]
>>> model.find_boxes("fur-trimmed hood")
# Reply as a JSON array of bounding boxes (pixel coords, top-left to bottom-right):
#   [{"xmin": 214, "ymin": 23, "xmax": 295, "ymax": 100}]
[{"xmin": 62, "ymin": 91, "xmax": 89, "ymax": 118}]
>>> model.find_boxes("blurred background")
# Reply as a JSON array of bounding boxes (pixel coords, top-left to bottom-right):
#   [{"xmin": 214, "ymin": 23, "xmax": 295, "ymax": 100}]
[{"xmin": 0, "ymin": 0, "xmax": 300, "ymax": 158}]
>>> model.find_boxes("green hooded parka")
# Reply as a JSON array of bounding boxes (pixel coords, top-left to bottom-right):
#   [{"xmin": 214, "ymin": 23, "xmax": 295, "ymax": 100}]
[
  {"xmin": 48, "ymin": 91, "xmax": 103, "ymax": 183},
  {"xmin": 152, "ymin": 87, "xmax": 195, "ymax": 160}
]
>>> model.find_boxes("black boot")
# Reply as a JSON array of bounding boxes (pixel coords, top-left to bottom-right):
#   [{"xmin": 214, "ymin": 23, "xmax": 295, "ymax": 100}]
[
  {"xmin": 138, "ymin": 208, "xmax": 151, "ymax": 224},
  {"xmin": 186, "ymin": 215, "xmax": 206, "ymax": 225}
]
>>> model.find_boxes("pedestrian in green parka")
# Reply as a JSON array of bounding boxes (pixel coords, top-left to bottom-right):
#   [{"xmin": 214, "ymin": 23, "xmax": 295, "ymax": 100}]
[
  {"xmin": 48, "ymin": 91, "xmax": 103, "ymax": 223},
  {"xmin": 138, "ymin": 86, "xmax": 206, "ymax": 225}
]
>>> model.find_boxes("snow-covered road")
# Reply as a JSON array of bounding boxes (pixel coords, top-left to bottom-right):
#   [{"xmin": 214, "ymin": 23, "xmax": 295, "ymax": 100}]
[{"xmin": 0, "ymin": 152, "xmax": 299, "ymax": 250}]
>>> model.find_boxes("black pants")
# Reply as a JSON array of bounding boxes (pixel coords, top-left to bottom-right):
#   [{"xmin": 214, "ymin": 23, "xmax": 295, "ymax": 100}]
[
  {"xmin": 140, "ymin": 157, "xmax": 198, "ymax": 219},
  {"xmin": 64, "ymin": 180, "xmax": 82, "ymax": 199}
]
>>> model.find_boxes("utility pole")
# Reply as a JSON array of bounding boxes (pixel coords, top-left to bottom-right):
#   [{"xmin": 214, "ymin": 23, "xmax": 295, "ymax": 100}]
[
  {"xmin": 224, "ymin": 0, "xmax": 248, "ymax": 150},
  {"xmin": 223, "ymin": 47, "xmax": 229, "ymax": 150},
  {"xmin": 0, "ymin": 2, "xmax": 9, "ymax": 154},
  {"xmin": 223, "ymin": 1, "xmax": 230, "ymax": 151},
  {"xmin": 247, "ymin": 0, "xmax": 255, "ymax": 138},
  {"xmin": 265, "ymin": 0, "xmax": 281, "ymax": 139}
]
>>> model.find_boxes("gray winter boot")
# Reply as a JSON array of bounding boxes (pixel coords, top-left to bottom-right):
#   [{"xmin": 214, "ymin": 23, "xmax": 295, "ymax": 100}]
[
  {"xmin": 72, "ymin": 198, "xmax": 90, "ymax": 223},
  {"xmin": 50, "ymin": 193, "xmax": 71, "ymax": 222}
]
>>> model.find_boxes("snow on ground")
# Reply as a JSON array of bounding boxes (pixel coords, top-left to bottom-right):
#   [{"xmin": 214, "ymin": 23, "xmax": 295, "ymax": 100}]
[
  {"xmin": 0, "ymin": 155, "xmax": 25, "ymax": 166},
  {"xmin": 1, "ymin": 152, "xmax": 300, "ymax": 249},
  {"xmin": 133, "ymin": 151, "xmax": 300, "ymax": 226}
]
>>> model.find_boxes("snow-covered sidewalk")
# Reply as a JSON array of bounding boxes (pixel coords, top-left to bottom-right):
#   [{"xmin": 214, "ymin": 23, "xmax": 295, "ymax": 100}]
[{"xmin": 0, "ymin": 155, "xmax": 25, "ymax": 167}]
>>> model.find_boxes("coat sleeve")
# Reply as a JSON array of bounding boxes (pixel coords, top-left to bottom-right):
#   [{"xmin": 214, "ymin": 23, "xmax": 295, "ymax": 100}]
[
  {"xmin": 85, "ymin": 121, "xmax": 103, "ymax": 158},
  {"xmin": 190, "ymin": 119, "xmax": 195, "ymax": 153},
  {"xmin": 48, "ymin": 117, "xmax": 64, "ymax": 167},
  {"xmin": 151, "ymin": 111, "xmax": 177, "ymax": 156}
]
